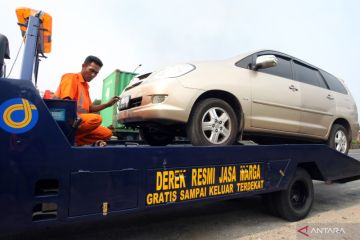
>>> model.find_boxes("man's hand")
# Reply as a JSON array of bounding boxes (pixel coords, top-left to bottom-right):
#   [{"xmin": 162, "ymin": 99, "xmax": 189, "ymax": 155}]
[
  {"xmin": 89, "ymin": 96, "xmax": 120, "ymax": 113},
  {"xmin": 107, "ymin": 96, "xmax": 120, "ymax": 107}
]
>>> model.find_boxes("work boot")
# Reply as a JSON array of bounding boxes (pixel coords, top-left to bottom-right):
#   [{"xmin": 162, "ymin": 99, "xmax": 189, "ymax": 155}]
[{"xmin": 93, "ymin": 140, "xmax": 107, "ymax": 147}]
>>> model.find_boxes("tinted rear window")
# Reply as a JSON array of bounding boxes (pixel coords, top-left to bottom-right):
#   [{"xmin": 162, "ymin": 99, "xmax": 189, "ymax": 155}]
[
  {"xmin": 321, "ymin": 71, "xmax": 348, "ymax": 94},
  {"xmin": 293, "ymin": 61, "xmax": 328, "ymax": 89}
]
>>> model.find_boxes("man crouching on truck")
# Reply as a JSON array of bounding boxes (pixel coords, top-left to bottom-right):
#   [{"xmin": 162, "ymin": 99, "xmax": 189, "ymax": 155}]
[{"xmin": 54, "ymin": 55, "xmax": 119, "ymax": 146}]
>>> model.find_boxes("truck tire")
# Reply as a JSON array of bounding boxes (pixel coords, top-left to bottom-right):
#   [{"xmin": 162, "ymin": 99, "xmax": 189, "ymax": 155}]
[
  {"xmin": 187, "ymin": 98, "xmax": 238, "ymax": 146},
  {"xmin": 327, "ymin": 124, "xmax": 350, "ymax": 154},
  {"xmin": 274, "ymin": 168, "xmax": 314, "ymax": 221}
]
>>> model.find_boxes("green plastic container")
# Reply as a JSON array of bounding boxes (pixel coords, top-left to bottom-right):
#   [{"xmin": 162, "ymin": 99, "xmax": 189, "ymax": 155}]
[{"xmin": 100, "ymin": 69, "xmax": 138, "ymax": 139}]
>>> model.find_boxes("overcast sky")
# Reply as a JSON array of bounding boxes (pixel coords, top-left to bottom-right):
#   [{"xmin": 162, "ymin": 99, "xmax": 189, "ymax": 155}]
[{"xmin": 1, "ymin": 0, "xmax": 359, "ymax": 117}]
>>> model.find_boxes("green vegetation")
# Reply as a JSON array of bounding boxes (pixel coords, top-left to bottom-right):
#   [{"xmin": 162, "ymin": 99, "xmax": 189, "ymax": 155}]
[{"xmin": 352, "ymin": 140, "xmax": 360, "ymax": 149}]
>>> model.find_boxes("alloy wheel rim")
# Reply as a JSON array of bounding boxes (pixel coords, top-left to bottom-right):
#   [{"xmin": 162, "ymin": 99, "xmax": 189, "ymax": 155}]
[
  {"xmin": 334, "ymin": 130, "xmax": 347, "ymax": 153},
  {"xmin": 201, "ymin": 107, "xmax": 231, "ymax": 144}
]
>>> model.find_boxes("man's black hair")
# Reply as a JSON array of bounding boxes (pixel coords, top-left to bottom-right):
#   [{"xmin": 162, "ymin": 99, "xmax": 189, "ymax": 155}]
[{"xmin": 84, "ymin": 55, "xmax": 103, "ymax": 67}]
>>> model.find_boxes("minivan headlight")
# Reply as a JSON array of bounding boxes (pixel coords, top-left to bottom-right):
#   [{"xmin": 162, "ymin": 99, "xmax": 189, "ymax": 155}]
[{"xmin": 152, "ymin": 63, "xmax": 195, "ymax": 79}]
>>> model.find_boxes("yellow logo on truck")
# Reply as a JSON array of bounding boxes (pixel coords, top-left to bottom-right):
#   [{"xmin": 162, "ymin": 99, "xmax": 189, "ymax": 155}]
[
  {"xmin": 146, "ymin": 164, "xmax": 265, "ymax": 206},
  {"xmin": 0, "ymin": 98, "xmax": 38, "ymax": 134}
]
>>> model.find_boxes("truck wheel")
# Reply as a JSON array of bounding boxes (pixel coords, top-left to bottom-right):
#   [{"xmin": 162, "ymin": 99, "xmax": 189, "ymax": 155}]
[
  {"xmin": 140, "ymin": 127, "xmax": 175, "ymax": 146},
  {"xmin": 187, "ymin": 98, "xmax": 238, "ymax": 146},
  {"xmin": 327, "ymin": 124, "xmax": 349, "ymax": 154},
  {"xmin": 274, "ymin": 168, "xmax": 314, "ymax": 221}
]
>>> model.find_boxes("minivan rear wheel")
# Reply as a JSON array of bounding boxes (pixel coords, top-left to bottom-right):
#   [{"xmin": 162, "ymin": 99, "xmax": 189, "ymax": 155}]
[
  {"xmin": 187, "ymin": 98, "xmax": 238, "ymax": 146},
  {"xmin": 327, "ymin": 124, "xmax": 349, "ymax": 154}
]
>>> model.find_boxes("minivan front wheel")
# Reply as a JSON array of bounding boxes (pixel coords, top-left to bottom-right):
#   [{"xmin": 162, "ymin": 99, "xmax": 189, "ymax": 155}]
[
  {"xmin": 187, "ymin": 98, "xmax": 238, "ymax": 146},
  {"xmin": 327, "ymin": 124, "xmax": 349, "ymax": 154}
]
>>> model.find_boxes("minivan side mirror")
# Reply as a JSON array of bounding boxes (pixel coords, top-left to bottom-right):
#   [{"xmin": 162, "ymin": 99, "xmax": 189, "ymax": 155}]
[{"xmin": 253, "ymin": 55, "xmax": 278, "ymax": 70}]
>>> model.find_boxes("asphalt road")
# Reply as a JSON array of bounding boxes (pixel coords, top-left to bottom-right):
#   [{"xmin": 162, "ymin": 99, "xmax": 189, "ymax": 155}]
[
  {"xmin": 5, "ymin": 150, "xmax": 360, "ymax": 240},
  {"xmin": 350, "ymin": 149, "xmax": 360, "ymax": 159}
]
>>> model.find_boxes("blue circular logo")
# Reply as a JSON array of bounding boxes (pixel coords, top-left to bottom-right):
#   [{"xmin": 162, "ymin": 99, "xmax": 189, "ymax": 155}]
[{"xmin": 0, "ymin": 98, "xmax": 39, "ymax": 134}]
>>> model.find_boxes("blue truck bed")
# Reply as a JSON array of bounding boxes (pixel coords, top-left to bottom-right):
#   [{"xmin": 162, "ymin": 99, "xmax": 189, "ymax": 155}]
[{"xmin": 1, "ymin": 77, "xmax": 360, "ymax": 235}]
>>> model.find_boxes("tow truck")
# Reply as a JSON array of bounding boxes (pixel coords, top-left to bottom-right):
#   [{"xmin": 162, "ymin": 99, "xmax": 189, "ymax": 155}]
[{"xmin": 1, "ymin": 7, "xmax": 360, "ymax": 236}]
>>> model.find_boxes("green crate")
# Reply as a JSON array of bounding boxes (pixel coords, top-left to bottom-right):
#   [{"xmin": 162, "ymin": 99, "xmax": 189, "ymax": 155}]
[{"xmin": 100, "ymin": 69, "xmax": 137, "ymax": 133}]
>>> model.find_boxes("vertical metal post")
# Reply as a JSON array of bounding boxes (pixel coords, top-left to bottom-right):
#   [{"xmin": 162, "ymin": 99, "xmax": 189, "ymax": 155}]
[{"xmin": 20, "ymin": 15, "xmax": 40, "ymax": 81}]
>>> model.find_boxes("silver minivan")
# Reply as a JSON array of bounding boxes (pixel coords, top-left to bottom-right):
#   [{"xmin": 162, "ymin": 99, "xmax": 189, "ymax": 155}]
[{"xmin": 118, "ymin": 50, "xmax": 359, "ymax": 153}]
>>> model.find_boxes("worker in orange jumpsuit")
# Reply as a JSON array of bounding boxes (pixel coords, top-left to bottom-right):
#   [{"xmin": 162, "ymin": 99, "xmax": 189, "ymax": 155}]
[{"xmin": 54, "ymin": 55, "xmax": 119, "ymax": 146}]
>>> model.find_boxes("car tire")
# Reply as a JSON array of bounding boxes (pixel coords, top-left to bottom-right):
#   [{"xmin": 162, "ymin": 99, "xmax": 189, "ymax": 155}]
[
  {"xmin": 327, "ymin": 124, "xmax": 349, "ymax": 154},
  {"xmin": 273, "ymin": 168, "xmax": 314, "ymax": 221},
  {"xmin": 187, "ymin": 98, "xmax": 238, "ymax": 146},
  {"xmin": 140, "ymin": 127, "xmax": 175, "ymax": 146}
]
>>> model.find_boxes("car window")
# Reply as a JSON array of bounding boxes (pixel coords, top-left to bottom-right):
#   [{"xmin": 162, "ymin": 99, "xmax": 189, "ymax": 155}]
[
  {"xmin": 257, "ymin": 55, "xmax": 292, "ymax": 79},
  {"xmin": 320, "ymin": 70, "xmax": 348, "ymax": 94},
  {"xmin": 293, "ymin": 61, "xmax": 328, "ymax": 89},
  {"xmin": 235, "ymin": 55, "xmax": 253, "ymax": 69}
]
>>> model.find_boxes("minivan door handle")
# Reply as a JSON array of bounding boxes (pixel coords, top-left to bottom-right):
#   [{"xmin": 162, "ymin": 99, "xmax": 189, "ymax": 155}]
[
  {"xmin": 289, "ymin": 85, "xmax": 298, "ymax": 91},
  {"xmin": 327, "ymin": 94, "xmax": 334, "ymax": 100}
]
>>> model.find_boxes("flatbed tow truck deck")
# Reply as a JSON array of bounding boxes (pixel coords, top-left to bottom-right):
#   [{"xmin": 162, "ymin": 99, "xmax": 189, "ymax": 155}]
[{"xmin": 1, "ymin": 7, "xmax": 360, "ymax": 236}]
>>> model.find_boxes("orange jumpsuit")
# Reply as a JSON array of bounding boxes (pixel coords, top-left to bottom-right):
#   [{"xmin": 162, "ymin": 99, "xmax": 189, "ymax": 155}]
[{"xmin": 54, "ymin": 73, "xmax": 112, "ymax": 145}]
